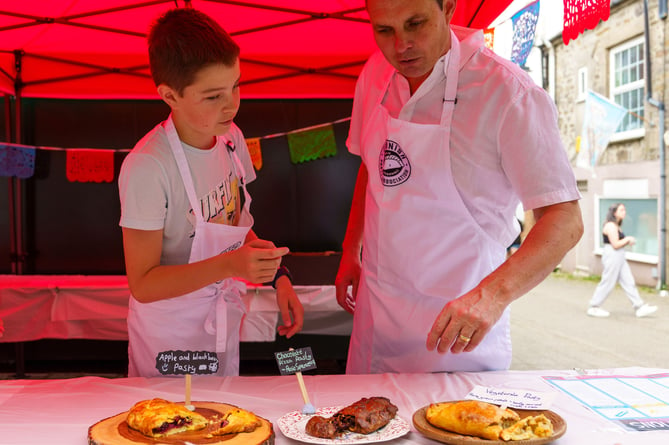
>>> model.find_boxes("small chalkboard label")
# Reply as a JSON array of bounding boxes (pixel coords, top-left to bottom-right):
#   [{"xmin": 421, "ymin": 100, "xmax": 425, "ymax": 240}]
[
  {"xmin": 155, "ymin": 350, "xmax": 219, "ymax": 375},
  {"xmin": 274, "ymin": 347, "xmax": 317, "ymax": 375}
]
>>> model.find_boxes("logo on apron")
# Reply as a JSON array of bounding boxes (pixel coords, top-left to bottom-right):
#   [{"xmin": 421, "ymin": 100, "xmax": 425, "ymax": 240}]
[{"xmin": 378, "ymin": 139, "xmax": 411, "ymax": 187}]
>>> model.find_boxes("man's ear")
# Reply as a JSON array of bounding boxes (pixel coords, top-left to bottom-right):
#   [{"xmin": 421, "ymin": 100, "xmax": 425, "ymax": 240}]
[
  {"xmin": 443, "ymin": 0, "xmax": 456, "ymax": 22},
  {"xmin": 157, "ymin": 84, "xmax": 179, "ymax": 108}
]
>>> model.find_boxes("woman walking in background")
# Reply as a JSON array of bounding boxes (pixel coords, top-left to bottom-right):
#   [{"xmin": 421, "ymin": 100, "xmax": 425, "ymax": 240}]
[{"xmin": 587, "ymin": 203, "xmax": 658, "ymax": 318}]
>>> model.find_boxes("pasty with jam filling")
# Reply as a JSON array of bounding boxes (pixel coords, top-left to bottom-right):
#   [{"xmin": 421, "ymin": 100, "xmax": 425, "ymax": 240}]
[{"xmin": 126, "ymin": 398, "xmax": 208, "ymax": 438}]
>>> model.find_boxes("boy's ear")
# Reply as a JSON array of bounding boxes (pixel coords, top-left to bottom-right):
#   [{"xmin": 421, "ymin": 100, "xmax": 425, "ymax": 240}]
[
  {"xmin": 443, "ymin": 0, "xmax": 456, "ymax": 22},
  {"xmin": 157, "ymin": 84, "xmax": 179, "ymax": 107}
]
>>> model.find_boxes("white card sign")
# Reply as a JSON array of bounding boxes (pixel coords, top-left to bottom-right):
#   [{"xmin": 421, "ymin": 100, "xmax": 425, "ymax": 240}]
[{"xmin": 466, "ymin": 385, "xmax": 556, "ymax": 410}]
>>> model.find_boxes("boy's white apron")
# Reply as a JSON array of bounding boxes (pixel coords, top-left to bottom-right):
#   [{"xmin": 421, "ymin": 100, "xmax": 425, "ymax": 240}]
[
  {"xmin": 347, "ymin": 30, "xmax": 512, "ymax": 374},
  {"xmin": 128, "ymin": 115, "xmax": 253, "ymax": 377}
]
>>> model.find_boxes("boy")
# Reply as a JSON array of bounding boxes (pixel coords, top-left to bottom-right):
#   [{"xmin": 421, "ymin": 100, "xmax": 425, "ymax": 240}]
[{"xmin": 118, "ymin": 8, "xmax": 303, "ymax": 377}]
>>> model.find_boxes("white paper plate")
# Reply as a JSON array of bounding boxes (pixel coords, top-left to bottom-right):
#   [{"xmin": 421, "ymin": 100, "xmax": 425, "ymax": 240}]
[{"xmin": 277, "ymin": 405, "xmax": 411, "ymax": 444}]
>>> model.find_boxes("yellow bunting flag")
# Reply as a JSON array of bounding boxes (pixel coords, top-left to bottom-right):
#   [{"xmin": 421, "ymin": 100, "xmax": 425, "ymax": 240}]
[{"xmin": 246, "ymin": 137, "xmax": 262, "ymax": 171}]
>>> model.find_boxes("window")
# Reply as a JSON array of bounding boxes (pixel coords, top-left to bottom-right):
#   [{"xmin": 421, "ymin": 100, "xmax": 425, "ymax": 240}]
[
  {"xmin": 609, "ymin": 37, "xmax": 645, "ymax": 138},
  {"xmin": 597, "ymin": 198, "xmax": 658, "ymax": 261},
  {"xmin": 577, "ymin": 67, "xmax": 587, "ymax": 102}
]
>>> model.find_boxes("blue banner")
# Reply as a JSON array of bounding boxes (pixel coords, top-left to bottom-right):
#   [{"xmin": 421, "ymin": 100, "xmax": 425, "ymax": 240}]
[
  {"xmin": 511, "ymin": 1, "xmax": 540, "ymax": 66},
  {"xmin": 577, "ymin": 90, "xmax": 628, "ymax": 169},
  {"xmin": 0, "ymin": 144, "xmax": 36, "ymax": 178}
]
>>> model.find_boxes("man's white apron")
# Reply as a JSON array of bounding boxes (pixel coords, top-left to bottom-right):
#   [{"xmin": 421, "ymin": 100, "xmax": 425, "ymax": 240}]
[
  {"xmin": 127, "ymin": 115, "xmax": 253, "ymax": 377},
  {"xmin": 347, "ymin": 31, "xmax": 512, "ymax": 374}
]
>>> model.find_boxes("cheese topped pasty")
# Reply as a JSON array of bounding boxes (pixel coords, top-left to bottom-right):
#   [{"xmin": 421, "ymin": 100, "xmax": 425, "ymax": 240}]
[{"xmin": 126, "ymin": 398, "xmax": 208, "ymax": 438}]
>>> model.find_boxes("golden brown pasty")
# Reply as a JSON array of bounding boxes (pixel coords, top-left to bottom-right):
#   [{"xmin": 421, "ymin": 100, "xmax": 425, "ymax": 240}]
[
  {"xmin": 500, "ymin": 413, "xmax": 554, "ymax": 441},
  {"xmin": 126, "ymin": 398, "xmax": 208, "ymax": 438},
  {"xmin": 425, "ymin": 400, "xmax": 520, "ymax": 440},
  {"xmin": 211, "ymin": 408, "xmax": 262, "ymax": 435}
]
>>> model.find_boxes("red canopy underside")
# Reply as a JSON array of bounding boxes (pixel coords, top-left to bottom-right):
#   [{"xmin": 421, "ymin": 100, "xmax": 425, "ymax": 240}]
[{"xmin": 0, "ymin": 0, "xmax": 513, "ymax": 99}]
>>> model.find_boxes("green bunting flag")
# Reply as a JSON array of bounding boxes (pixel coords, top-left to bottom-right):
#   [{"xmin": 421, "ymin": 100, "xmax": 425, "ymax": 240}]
[{"xmin": 286, "ymin": 124, "xmax": 337, "ymax": 164}]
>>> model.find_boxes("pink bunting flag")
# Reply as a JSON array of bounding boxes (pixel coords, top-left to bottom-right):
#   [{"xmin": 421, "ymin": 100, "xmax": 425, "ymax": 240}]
[
  {"xmin": 246, "ymin": 138, "xmax": 263, "ymax": 171},
  {"xmin": 0, "ymin": 144, "xmax": 36, "ymax": 178},
  {"xmin": 66, "ymin": 149, "xmax": 115, "ymax": 183},
  {"xmin": 563, "ymin": 0, "xmax": 611, "ymax": 45}
]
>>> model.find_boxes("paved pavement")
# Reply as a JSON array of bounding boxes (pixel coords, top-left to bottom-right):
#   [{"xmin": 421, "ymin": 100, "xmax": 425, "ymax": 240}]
[{"xmin": 510, "ymin": 272, "xmax": 669, "ymax": 371}]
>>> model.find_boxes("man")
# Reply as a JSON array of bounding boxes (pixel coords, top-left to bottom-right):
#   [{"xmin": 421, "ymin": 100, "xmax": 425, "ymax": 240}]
[{"xmin": 335, "ymin": 0, "xmax": 583, "ymax": 374}]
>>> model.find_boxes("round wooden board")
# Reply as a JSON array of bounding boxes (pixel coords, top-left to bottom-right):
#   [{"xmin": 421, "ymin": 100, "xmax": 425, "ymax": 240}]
[
  {"xmin": 412, "ymin": 404, "xmax": 566, "ymax": 445},
  {"xmin": 88, "ymin": 401, "xmax": 274, "ymax": 445}
]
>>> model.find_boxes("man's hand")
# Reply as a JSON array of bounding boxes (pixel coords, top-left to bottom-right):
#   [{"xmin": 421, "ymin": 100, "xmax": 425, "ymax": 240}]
[
  {"xmin": 335, "ymin": 252, "xmax": 361, "ymax": 314},
  {"xmin": 426, "ymin": 283, "xmax": 508, "ymax": 354}
]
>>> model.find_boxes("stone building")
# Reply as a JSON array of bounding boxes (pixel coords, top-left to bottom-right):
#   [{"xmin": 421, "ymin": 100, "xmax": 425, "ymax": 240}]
[{"xmin": 543, "ymin": 0, "xmax": 668, "ymax": 287}]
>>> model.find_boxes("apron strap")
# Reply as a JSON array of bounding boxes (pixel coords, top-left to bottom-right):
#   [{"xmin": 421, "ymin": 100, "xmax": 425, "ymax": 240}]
[
  {"xmin": 440, "ymin": 29, "xmax": 461, "ymax": 127},
  {"xmin": 165, "ymin": 115, "xmax": 204, "ymax": 224},
  {"xmin": 223, "ymin": 138, "xmax": 247, "ymax": 187}
]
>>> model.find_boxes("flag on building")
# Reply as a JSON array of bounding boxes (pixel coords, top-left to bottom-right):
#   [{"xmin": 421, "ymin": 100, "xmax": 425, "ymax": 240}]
[
  {"xmin": 511, "ymin": 1, "xmax": 541, "ymax": 67},
  {"xmin": 576, "ymin": 90, "xmax": 628, "ymax": 169}
]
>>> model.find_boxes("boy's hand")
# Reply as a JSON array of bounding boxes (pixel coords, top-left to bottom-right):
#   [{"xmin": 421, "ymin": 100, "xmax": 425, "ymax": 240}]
[
  {"xmin": 228, "ymin": 239, "xmax": 289, "ymax": 284},
  {"xmin": 275, "ymin": 277, "xmax": 304, "ymax": 339}
]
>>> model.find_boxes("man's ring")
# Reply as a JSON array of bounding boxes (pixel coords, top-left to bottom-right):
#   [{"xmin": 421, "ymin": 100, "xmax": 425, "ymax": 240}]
[{"xmin": 459, "ymin": 334, "xmax": 471, "ymax": 343}]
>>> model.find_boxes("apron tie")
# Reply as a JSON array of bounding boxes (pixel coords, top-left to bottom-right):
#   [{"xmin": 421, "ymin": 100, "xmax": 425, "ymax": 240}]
[{"xmin": 204, "ymin": 279, "xmax": 248, "ymax": 352}]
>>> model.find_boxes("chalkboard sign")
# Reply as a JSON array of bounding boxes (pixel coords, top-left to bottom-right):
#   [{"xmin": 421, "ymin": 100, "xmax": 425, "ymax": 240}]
[
  {"xmin": 155, "ymin": 350, "xmax": 219, "ymax": 375},
  {"xmin": 274, "ymin": 347, "xmax": 317, "ymax": 375}
]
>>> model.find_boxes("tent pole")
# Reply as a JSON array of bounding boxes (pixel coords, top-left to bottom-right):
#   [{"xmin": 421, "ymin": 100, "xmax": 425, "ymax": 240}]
[
  {"xmin": 13, "ymin": 97, "xmax": 24, "ymax": 276},
  {"xmin": 12, "ymin": 50, "xmax": 25, "ymax": 276},
  {"xmin": 643, "ymin": 0, "xmax": 667, "ymax": 291},
  {"xmin": 10, "ymin": 52, "xmax": 26, "ymax": 377},
  {"xmin": 4, "ymin": 95, "xmax": 18, "ymax": 275}
]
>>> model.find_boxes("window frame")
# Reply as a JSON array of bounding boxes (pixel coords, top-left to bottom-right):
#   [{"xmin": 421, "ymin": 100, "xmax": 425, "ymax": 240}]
[
  {"xmin": 608, "ymin": 36, "xmax": 646, "ymax": 142},
  {"xmin": 594, "ymin": 195, "xmax": 658, "ymax": 264},
  {"xmin": 577, "ymin": 67, "xmax": 588, "ymax": 102}
]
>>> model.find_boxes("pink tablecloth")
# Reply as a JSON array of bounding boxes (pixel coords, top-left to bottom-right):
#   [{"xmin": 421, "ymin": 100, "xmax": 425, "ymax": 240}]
[
  {"xmin": 0, "ymin": 367, "xmax": 667, "ymax": 444},
  {"xmin": 0, "ymin": 275, "xmax": 352, "ymax": 343}
]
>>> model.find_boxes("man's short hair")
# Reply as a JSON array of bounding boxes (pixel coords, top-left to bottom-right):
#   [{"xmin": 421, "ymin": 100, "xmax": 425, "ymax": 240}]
[
  {"xmin": 148, "ymin": 8, "xmax": 240, "ymax": 95},
  {"xmin": 366, "ymin": 0, "xmax": 444, "ymax": 11}
]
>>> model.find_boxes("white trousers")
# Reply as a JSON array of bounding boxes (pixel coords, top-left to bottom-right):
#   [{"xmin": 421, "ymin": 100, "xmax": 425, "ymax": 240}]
[{"xmin": 589, "ymin": 244, "xmax": 644, "ymax": 308}]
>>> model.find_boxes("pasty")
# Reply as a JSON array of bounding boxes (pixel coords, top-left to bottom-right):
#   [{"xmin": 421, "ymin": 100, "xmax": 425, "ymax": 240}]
[
  {"xmin": 334, "ymin": 397, "xmax": 398, "ymax": 434},
  {"xmin": 126, "ymin": 398, "xmax": 208, "ymax": 438},
  {"xmin": 500, "ymin": 413, "xmax": 553, "ymax": 441},
  {"xmin": 305, "ymin": 415, "xmax": 340, "ymax": 439},
  {"xmin": 211, "ymin": 408, "xmax": 262, "ymax": 435},
  {"xmin": 425, "ymin": 400, "xmax": 520, "ymax": 440},
  {"xmin": 305, "ymin": 397, "xmax": 398, "ymax": 439}
]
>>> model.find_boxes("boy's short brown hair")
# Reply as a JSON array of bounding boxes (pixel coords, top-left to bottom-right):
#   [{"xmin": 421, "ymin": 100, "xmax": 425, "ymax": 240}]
[{"xmin": 148, "ymin": 8, "xmax": 240, "ymax": 96}]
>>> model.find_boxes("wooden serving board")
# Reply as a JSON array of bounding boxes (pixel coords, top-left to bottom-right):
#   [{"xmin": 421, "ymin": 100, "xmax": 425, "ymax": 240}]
[{"xmin": 88, "ymin": 401, "xmax": 274, "ymax": 445}]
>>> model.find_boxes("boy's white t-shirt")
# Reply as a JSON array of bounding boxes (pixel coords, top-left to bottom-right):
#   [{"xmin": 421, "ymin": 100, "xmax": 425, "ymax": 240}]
[{"xmin": 118, "ymin": 121, "xmax": 256, "ymax": 266}]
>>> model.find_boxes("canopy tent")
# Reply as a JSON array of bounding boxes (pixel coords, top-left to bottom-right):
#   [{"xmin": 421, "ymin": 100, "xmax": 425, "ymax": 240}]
[
  {"xmin": 0, "ymin": 0, "xmax": 519, "ymax": 275},
  {"xmin": 0, "ymin": 0, "xmax": 514, "ymax": 100}
]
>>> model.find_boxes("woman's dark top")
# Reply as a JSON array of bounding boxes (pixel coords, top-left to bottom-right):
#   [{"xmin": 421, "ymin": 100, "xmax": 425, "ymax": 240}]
[{"xmin": 603, "ymin": 229, "xmax": 624, "ymax": 244}]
